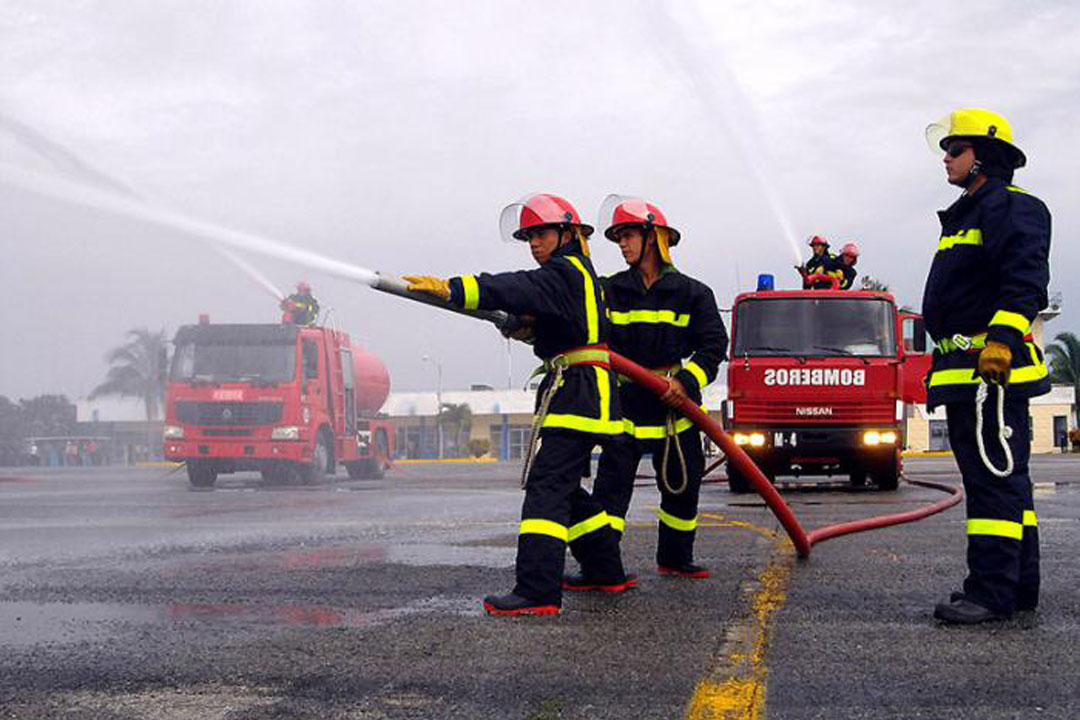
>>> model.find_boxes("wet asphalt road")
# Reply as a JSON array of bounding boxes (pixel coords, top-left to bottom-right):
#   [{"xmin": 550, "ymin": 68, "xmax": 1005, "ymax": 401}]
[{"xmin": 0, "ymin": 456, "xmax": 1077, "ymax": 719}]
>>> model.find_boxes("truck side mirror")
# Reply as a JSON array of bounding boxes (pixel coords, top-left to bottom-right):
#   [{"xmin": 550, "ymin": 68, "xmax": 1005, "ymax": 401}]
[{"xmin": 911, "ymin": 318, "xmax": 926, "ymax": 353}]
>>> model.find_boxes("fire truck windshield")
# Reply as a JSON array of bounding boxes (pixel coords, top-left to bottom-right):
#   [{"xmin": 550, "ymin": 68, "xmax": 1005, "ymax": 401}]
[
  {"xmin": 734, "ymin": 297, "xmax": 896, "ymax": 358},
  {"xmin": 170, "ymin": 340, "xmax": 297, "ymax": 383}
]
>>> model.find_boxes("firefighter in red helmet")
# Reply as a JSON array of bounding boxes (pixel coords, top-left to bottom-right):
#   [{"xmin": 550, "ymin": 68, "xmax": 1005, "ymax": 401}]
[
  {"xmin": 404, "ymin": 193, "xmax": 634, "ymax": 616},
  {"xmin": 563, "ymin": 195, "xmax": 727, "ymax": 587},
  {"xmin": 281, "ymin": 281, "xmax": 320, "ymax": 325},
  {"xmin": 797, "ymin": 235, "xmax": 836, "ymax": 289},
  {"xmin": 826, "ymin": 242, "xmax": 859, "ymax": 290}
]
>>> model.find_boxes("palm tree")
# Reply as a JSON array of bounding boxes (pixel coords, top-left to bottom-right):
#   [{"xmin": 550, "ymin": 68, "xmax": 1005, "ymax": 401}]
[
  {"xmin": 1046, "ymin": 331, "xmax": 1080, "ymax": 424},
  {"xmin": 439, "ymin": 402, "xmax": 473, "ymax": 458},
  {"xmin": 860, "ymin": 275, "xmax": 890, "ymax": 292},
  {"xmin": 90, "ymin": 328, "xmax": 169, "ymax": 421}
]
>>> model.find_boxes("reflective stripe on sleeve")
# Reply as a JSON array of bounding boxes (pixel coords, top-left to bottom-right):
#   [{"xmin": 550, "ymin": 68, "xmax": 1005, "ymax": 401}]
[
  {"xmin": 967, "ymin": 518, "xmax": 1023, "ymax": 541},
  {"xmin": 658, "ymin": 509, "xmax": 697, "ymax": 532},
  {"xmin": 608, "ymin": 309, "xmax": 691, "ymax": 327},
  {"xmin": 937, "ymin": 229, "xmax": 983, "ymax": 251},
  {"xmin": 608, "ymin": 516, "xmax": 626, "ymax": 533},
  {"xmin": 567, "ymin": 512, "xmax": 611, "ymax": 542},
  {"xmin": 684, "ymin": 360, "xmax": 709, "ymax": 389},
  {"xmin": 989, "ymin": 309, "xmax": 1031, "ymax": 335},
  {"xmin": 566, "ymin": 256, "xmax": 599, "ymax": 344},
  {"xmin": 461, "ymin": 275, "xmax": 480, "ymax": 310},
  {"xmin": 624, "ymin": 416, "xmax": 696, "ymax": 439},
  {"xmin": 520, "ymin": 519, "xmax": 569, "ymax": 541},
  {"xmin": 1023, "ymin": 510, "xmax": 1037, "ymax": 527}
]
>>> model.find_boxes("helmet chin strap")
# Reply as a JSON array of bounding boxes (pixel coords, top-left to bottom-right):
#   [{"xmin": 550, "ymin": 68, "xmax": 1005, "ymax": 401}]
[
  {"xmin": 632, "ymin": 225, "xmax": 654, "ymax": 267},
  {"xmin": 959, "ymin": 159, "xmax": 983, "ymax": 189}
]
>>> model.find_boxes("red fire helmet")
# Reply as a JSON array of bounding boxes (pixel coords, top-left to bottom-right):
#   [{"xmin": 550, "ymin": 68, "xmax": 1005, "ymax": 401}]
[
  {"xmin": 296, "ymin": 281, "xmax": 312, "ymax": 293},
  {"xmin": 499, "ymin": 193, "xmax": 594, "ymax": 243},
  {"xmin": 840, "ymin": 242, "xmax": 859, "ymax": 258},
  {"xmin": 808, "ymin": 235, "xmax": 830, "ymax": 248},
  {"xmin": 599, "ymin": 195, "xmax": 681, "ymax": 245}
]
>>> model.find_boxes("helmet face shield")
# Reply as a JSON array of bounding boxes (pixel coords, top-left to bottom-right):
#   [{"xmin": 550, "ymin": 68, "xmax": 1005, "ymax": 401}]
[
  {"xmin": 925, "ymin": 114, "xmax": 952, "ymax": 154},
  {"xmin": 499, "ymin": 193, "xmax": 592, "ymax": 243}
]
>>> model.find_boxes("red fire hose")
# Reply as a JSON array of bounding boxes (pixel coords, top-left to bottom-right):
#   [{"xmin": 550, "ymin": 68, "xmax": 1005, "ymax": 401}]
[{"xmin": 609, "ymin": 352, "xmax": 962, "ymax": 558}]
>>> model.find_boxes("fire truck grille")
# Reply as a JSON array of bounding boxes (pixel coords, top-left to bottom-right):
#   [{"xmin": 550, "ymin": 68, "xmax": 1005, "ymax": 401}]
[
  {"xmin": 735, "ymin": 400, "xmax": 894, "ymax": 424},
  {"xmin": 175, "ymin": 401, "xmax": 283, "ymax": 426}
]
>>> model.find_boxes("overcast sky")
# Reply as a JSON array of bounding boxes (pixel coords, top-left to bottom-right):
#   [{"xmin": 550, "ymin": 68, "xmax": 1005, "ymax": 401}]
[{"xmin": 2, "ymin": 0, "xmax": 1079, "ymax": 402}]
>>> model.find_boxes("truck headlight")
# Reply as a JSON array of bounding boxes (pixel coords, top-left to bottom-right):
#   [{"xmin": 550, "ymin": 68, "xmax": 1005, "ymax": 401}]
[
  {"xmin": 734, "ymin": 433, "xmax": 750, "ymax": 446},
  {"xmin": 863, "ymin": 430, "xmax": 897, "ymax": 446},
  {"xmin": 734, "ymin": 432, "xmax": 766, "ymax": 447},
  {"xmin": 271, "ymin": 426, "xmax": 300, "ymax": 440},
  {"xmin": 163, "ymin": 425, "xmax": 184, "ymax": 439},
  {"xmin": 302, "ymin": 406, "xmax": 311, "ymax": 425},
  {"xmin": 880, "ymin": 431, "xmax": 898, "ymax": 445}
]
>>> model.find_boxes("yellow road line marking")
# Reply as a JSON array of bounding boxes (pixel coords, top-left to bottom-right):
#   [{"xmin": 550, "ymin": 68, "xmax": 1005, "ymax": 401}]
[{"xmin": 685, "ymin": 517, "xmax": 793, "ymax": 720}]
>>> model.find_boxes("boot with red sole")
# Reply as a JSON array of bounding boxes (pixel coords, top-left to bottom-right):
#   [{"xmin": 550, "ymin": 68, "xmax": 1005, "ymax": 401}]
[
  {"xmin": 658, "ymin": 563, "xmax": 710, "ymax": 579},
  {"xmin": 482, "ymin": 593, "xmax": 560, "ymax": 616},
  {"xmin": 562, "ymin": 573, "xmax": 638, "ymax": 593}
]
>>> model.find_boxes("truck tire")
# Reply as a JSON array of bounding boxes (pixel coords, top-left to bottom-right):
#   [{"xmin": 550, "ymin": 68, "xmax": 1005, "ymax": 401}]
[
  {"xmin": 726, "ymin": 465, "xmax": 752, "ymax": 494},
  {"xmin": 345, "ymin": 459, "xmax": 384, "ymax": 480},
  {"xmin": 301, "ymin": 431, "xmax": 333, "ymax": 484},
  {"xmin": 849, "ymin": 469, "xmax": 868, "ymax": 488},
  {"xmin": 187, "ymin": 462, "xmax": 217, "ymax": 489},
  {"xmin": 873, "ymin": 454, "xmax": 900, "ymax": 491}
]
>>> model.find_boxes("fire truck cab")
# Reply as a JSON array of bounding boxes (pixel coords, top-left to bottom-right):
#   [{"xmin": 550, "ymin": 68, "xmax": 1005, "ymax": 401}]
[
  {"xmin": 163, "ymin": 320, "xmax": 394, "ymax": 488},
  {"xmin": 725, "ymin": 284, "xmax": 930, "ymax": 492}
]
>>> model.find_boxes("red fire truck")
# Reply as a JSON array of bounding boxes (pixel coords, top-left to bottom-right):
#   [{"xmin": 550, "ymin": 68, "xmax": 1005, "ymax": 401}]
[
  {"xmin": 163, "ymin": 318, "xmax": 394, "ymax": 488},
  {"xmin": 724, "ymin": 280, "xmax": 931, "ymax": 492}
]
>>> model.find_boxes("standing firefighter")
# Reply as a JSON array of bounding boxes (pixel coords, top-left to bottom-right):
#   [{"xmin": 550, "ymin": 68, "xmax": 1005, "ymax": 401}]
[
  {"xmin": 798, "ymin": 235, "xmax": 835, "ymax": 289},
  {"xmin": 404, "ymin": 193, "xmax": 634, "ymax": 616},
  {"xmin": 566, "ymin": 196, "xmax": 726, "ymax": 584},
  {"xmin": 923, "ymin": 108, "xmax": 1051, "ymax": 624},
  {"xmin": 281, "ymin": 281, "xmax": 320, "ymax": 325},
  {"xmin": 827, "ymin": 242, "xmax": 859, "ymax": 290}
]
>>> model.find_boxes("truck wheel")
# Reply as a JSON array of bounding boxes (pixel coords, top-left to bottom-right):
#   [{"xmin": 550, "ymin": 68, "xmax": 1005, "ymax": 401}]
[
  {"xmin": 301, "ymin": 431, "xmax": 333, "ymax": 484},
  {"xmin": 873, "ymin": 455, "xmax": 900, "ymax": 491},
  {"xmin": 187, "ymin": 462, "xmax": 217, "ymax": 489},
  {"xmin": 849, "ymin": 469, "xmax": 868, "ymax": 487},
  {"xmin": 726, "ymin": 465, "xmax": 752, "ymax": 494}
]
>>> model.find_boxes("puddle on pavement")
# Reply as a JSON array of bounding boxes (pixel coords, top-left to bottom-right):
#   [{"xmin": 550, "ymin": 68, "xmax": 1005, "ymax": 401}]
[
  {"xmin": 0, "ymin": 594, "xmax": 481, "ymax": 647},
  {"xmin": 388, "ymin": 543, "xmax": 515, "ymax": 568}
]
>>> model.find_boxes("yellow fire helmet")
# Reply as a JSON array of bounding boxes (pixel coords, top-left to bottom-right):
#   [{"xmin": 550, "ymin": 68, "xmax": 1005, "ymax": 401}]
[{"xmin": 925, "ymin": 108, "xmax": 1026, "ymax": 168}]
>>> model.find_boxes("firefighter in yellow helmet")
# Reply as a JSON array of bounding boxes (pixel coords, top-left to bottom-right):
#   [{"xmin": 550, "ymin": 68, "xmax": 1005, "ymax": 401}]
[{"xmin": 922, "ymin": 108, "xmax": 1051, "ymax": 624}]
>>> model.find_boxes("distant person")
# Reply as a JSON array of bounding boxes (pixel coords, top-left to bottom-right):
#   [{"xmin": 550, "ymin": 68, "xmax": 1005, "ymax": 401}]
[
  {"xmin": 797, "ymin": 235, "xmax": 835, "ymax": 289},
  {"xmin": 827, "ymin": 242, "xmax": 859, "ymax": 290},
  {"xmin": 281, "ymin": 281, "xmax": 320, "ymax": 325},
  {"xmin": 922, "ymin": 108, "xmax": 1051, "ymax": 624}
]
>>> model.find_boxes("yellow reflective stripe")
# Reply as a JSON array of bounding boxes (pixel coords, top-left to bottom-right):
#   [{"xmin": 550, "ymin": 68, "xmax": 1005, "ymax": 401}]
[
  {"xmin": 1023, "ymin": 510, "xmax": 1037, "ymax": 527},
  {"xmin": 542, "ymin": 414, "xmax": 625, "ymax": 434},
  {"xmin": 461, "ymin": 275, "xmax": 480, "ymax": 310},
  {"xmin": 567, "ymin": 512, "xmax": 611, "ymax": 542},
  {"xmin": 1006, "ymin": 185, "xmax": 1029, "ymax": 195},
  {"xmin": 624, "ymin": 416, "xmax": 696, "ymax": 439},
  {"xmin": 596, "ymin": 366, "xmax": 611, "ymax": 424},
  {"xmin": 929, "ymin": 343, "xmax": 1048, "ymax": 387},
  {"xmin": 608, "ymin": 309, "xmax": 691, "ymax": 327},
  {"xmin": 990, "ymin": 309, "xmax": 1031, "ymax": 335},
  {"xmin": 938, "ymin": 229, "xmax": 983, "ymax": 251},
  {"xmin": 566, "ymin": 256, "xmax": 599, "ymax": 344},
  {"xmin": 520, "ymin": 519, "xmax": 568, "ymax": 541},
  {"xmin": 658, "ymin": 509, "xmax": 697, "ymax": 532},
  {"xmin": 608, "ymin": 516, "xmax": 626, "ymax": 533},
  {"xmin": 684, "ymin": 360, "xmax": 709, "ymax": 389},
  {"xmin": 967, "ymin": 518, "xmax": 1023, "ymax": 541}
]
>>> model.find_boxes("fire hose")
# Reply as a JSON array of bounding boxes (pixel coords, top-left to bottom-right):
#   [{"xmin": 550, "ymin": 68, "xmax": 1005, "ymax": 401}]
[{"xmin": 374, "ymin": 275, "xmax": 963, "ymax": 560}]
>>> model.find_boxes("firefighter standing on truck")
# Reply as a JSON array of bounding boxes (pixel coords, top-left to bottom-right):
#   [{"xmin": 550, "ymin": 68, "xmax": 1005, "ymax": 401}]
[
  {"xmin": 404, "ymin": 193, "xmax": 635, "ymax": 616},
  {"xmin": 565, "ymin": 196, "xmax": 726, "ymax": 585},
  {"xmin": 281, "ymin": 281, "xmax": 320, "ymax": 325},
  {"xmin": 827, "ymin": 242, "xmax": 859, "ymax": 290},
  {"xmin": 922, "ymin": 108, "xmax": 1051, "ymax": 624},
  {"xmin": 797, "ymin": 235, "xmax": 835, "ymax": 289}
]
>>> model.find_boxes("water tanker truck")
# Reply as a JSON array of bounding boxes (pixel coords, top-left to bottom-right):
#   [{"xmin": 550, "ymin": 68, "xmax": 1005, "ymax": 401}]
[{"xmin": 163, "ymin": 317, "xmax": 394, "ymax": 487}]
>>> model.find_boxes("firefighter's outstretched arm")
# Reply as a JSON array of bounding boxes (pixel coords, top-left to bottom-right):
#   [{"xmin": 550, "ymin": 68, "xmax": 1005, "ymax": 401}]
[
  {"xmin": 674, "ymin": 284, "xmax": 728, "ymax": 396},
  {"xmin": 444, "ymin": 263, "xmax": 569, "ymax": 318}
]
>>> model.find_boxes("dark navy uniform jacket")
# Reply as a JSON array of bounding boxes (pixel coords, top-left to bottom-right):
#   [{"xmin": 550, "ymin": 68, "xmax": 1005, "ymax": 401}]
[
  {"xmin": 601, "ymin": 267, "xmax": 728, "ymax": 439},
  {"xmin": 921, "ymin": 178, "xmax": 1052, "ymax": 408},
  {"xmin": 805, "ymin": 252, "xmax": 836, "ymax": 289},
  {"xmin": 446, "ymin": 241, "xmax": 623, "ymax": 436}
]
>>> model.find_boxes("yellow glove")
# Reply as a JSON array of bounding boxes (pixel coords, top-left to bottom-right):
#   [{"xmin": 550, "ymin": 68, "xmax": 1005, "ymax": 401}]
[
  {"xmin": 402, "ymin": 275, "xmax": 450, "ymax": 301},
  {"xmin": 978, "ymin": 341, "xmax": 1012, "ymax": 385}
]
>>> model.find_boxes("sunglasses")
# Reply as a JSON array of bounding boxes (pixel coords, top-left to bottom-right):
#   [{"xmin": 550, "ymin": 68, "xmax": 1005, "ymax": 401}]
[{"xmin": 946, "ymin": 143, "xmax": 973, "ymax": 158}]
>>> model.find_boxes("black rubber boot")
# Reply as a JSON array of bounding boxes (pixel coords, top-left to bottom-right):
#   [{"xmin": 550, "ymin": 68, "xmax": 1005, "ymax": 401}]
[
  {"xmin": 482, "ymin": 593, "xmax": 560, "ymax": 617},
  {"xmin": 658, "ymin": 562, "xmax": 710, "ymax": 579},
  {"xmin": 949, "ymin": 590, "xmax": 1037, "ymax": 612},
  {"xmin": 562, "ymin": 573, "xmax": 638, "ymax": 593},
  {"xmin": 933, "ymin": 598, "xmax": 1008, "ymax": 624}
]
